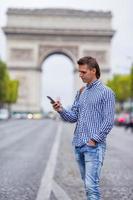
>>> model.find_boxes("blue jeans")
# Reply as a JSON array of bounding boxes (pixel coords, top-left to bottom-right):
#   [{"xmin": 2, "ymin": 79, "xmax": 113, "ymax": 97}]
[{"xmin": 74, "ymin": 143, "xmax": 106, "ymax": 200}]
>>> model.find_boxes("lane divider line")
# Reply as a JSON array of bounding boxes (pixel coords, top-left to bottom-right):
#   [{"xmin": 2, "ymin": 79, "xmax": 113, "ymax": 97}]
[
  {"xmin": 36, "ymin": 123, "xmax": 62, "ymax": 200},
  {"xmin": 52, "ymin": 180, "xmax": 72, "ymax": 200}
]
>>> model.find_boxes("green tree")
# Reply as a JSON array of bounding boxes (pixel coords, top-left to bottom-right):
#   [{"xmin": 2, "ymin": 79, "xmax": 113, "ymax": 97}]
[
  {"xmin": 0, "ymin": 60, "xmax": 19, "ymax": 113},
  {"xmin": 0, "ymin": 60, "xmax": 9, "ymax": 107},
  {"xmin": 130, "ymin": 65, "xmax": 133, "ymax": 99},
  {"xmin": 6, "ymin": 80, "xmax": 19, "ymax": 115},
  {"xmin": 107, "ymin": 74, "xmax": 130, "ymax": 110},
  {"xmin": 129, "ymin": 65, "xmax": 133, "ymax": 112}
]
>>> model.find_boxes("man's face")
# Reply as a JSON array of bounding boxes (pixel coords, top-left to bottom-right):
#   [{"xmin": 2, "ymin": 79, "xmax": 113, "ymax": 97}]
[{"xmin": 78, "ymin": 64, "xmax": 96, "ymax": 84}]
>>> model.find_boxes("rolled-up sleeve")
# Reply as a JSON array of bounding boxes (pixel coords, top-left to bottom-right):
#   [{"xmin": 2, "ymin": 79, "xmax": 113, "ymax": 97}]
[{"xmin": 58, "ymin": 92, "xmax": 80, "ymax": 123}]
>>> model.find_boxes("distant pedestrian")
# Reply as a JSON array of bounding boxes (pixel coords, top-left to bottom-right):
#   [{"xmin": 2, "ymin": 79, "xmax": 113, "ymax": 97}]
[{"xmin": 53, "ymin": 56, "xmax": 115, "ymax": 200}]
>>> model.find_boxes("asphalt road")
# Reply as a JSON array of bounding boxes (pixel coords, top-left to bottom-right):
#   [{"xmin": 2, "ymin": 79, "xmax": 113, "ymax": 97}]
[
  {"xmin": 0, "ymin": 119, "xmax": 133, "ymax": 200},
  {"xmin": 0, "ymin": 119, "xmax": 58, "ymax": 200}
]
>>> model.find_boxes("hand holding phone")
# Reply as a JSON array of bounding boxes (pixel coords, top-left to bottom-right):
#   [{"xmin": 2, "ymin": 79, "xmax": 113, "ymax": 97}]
[
  {"xmin": 47, "ymin": 96, "xmax": 63, "ymax": 112},
  {"xmin": 47, "ymin": 96, "xmax": 55, "ymax": 104}
]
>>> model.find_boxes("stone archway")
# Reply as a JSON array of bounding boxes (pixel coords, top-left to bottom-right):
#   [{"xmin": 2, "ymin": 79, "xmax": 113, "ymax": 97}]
[
  {"xmin": 41, "ymin": 52, "xmax": 75, "ymax": 112},
  {"xmin": 3, "ymin": 8, "xmax": 114, "ymax": 112},
  {"xmin": 39, "ymin": 46, "xmax": 79, "ymax": 113},
  {"xmin": 38, "ymin": 45, "xmax": 78, "ymax": 69}
]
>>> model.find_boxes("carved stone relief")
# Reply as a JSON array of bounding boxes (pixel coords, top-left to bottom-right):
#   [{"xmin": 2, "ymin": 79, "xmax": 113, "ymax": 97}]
[
  {"xmin": 10, "ymin": 48, "xmax": 33, "ymax": 61},
  {"xmin": 38, "ymin": 45, "xmax": 79, "ymax": 65},
  {"xmin": 83, "ymin": 50, "xmax": 106, "ymax": 63},
  {"xmin": 15, "ymin": 75, "xmax": 29, "ymax": 103}
]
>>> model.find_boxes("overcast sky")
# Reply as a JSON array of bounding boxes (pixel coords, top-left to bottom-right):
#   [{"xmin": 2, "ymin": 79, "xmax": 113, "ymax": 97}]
[{"xmin": 0, "ymin": 0, "xmax": 133, "ymax": 110}]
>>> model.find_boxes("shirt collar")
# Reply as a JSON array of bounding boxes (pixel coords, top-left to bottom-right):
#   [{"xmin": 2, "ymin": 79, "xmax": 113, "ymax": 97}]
[{"xmin": 86, "ymin": 79, "xmax": 100, "ymax": 89}]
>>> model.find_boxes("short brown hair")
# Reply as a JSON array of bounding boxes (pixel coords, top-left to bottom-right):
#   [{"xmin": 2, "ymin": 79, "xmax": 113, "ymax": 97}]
[{"xmin": 77, "ymin": 56, "xmax": 101, "ymax": 79}]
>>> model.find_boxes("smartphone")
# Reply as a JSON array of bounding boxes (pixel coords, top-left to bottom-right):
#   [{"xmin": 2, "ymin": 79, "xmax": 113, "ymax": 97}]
[{"xmin": 47, "ymin": 96, "xmax": 55, "ymax": 104}]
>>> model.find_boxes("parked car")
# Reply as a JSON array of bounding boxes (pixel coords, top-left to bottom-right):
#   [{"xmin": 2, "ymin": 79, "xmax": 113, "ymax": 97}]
[
  {"xmin": 124, "ymin": 113, "xmax": 133, "ymax": 131},
  {"xmin": 115, "ymin": 112, "xmax": 130, "ymax": 126},
  {"xmin": 0, "ymin": 109, "xmax": 9, "ymax": 120},
  {"xmin": 44, "ymin": 111, "xmax": 58, "ymax": 120},
  {"xmin": 12, "ymin": 112, "xmax": 28, "ymax": 119}
]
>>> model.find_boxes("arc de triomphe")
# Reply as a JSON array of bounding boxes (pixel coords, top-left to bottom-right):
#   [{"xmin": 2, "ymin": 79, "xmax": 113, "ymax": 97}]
[{"xmin": 3, "ymin": 8, "xmax": 114, "ymax": 112}]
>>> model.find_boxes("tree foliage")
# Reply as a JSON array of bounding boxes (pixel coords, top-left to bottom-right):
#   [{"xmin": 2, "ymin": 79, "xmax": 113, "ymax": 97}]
[
  {"xmin": 107, "ymin": 74, "xmax": 130, "ymax": 103},
  {"xmin": 6, "ymin": 80, "xmax": 19, "ymax": 103},
  {"xmin": 0, "ymin": 60, "xmax": 19, "ymax": 108},
  {"xmin": 0, "ymin": 60, "xmax": 9, "ymax": 103},
  {"xmin": 130, "ymin": 65, "xmax": 133, "ymax": 99}
]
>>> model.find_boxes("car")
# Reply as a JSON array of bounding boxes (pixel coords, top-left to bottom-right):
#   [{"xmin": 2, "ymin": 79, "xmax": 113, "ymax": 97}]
[
  {"xmin": 0, "ymin": 109, "xmax": 9, "ymax": 120},
  {"xmin": 124, "ymin": 113, "xmax": 133, "ymax": 131},
  {"xmin": 32, "ymin": 113, "xmax": 43, "ymax": 120},
  {"xmin": 44, "ymin": 111, "xmax": 58, "ymax": 120},
  {"xmin": 12, "ymin": 112, "xmax": 28, "ymax": 119},
  {"xmin": 115, "ymin": 112, "xmax": 129, "ymax": 126}
]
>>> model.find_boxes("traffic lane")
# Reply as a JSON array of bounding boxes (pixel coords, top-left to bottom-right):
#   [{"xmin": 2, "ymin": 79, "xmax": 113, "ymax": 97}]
[
  {"xmin": 0, "ymin": 119, "xmax": 58, "ymax": 200},
  {"xmin": 0, "ymin": 120, "xmax": 45, "ymax": 148}
]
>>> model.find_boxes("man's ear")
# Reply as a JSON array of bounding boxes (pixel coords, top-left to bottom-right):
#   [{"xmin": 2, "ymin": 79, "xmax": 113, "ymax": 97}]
[{"xmin": 92, "ymin": 68, "xmax": 96, "ymax": 74}]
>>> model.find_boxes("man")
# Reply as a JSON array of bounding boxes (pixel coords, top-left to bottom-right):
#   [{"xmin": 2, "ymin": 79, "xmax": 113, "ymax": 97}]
[{"xmin": 53, "ymin": 56, "xmax": 115, "ymax": 200}]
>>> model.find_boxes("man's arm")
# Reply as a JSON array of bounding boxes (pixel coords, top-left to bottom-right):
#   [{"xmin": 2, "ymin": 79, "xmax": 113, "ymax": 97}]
[
  {"xmin": 91, "ymin": 89, "xmax": 115, "ymax": 143},
  {"xmin": 53, "ymin": 91, "xmax": 80, "ymax": 123}
]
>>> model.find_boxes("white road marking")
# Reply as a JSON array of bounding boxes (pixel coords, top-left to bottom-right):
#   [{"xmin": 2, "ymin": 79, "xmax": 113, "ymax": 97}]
[
  {"xmin": 36, "ymin": 123, "xmax": 62, "ymax": 200},
  {"xmin": 52, "ymin": 180, "xmax": 72, "ymax": 200}
]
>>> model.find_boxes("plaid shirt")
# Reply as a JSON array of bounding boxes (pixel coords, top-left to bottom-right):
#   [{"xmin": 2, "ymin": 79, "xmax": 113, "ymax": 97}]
[{"xmin": 59, "ymin": 80, "xmax": 115, "ymax": 147}]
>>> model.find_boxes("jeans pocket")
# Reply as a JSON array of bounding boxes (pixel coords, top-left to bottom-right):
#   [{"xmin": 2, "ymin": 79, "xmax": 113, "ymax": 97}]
[
  {"xmin": 84, "ymin": 148, "xmax": 98, "ymax": 162},
  {"xmin": 84, "ymin": 144, "xmax": 97, "ymax": 153},
  {"xmin": 86, "ymin": 143, "xmax": 98, "ymax": 148},
  {"xmin": 98, "ymin": 145, "xmax": 106, "ymax": 164}
]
